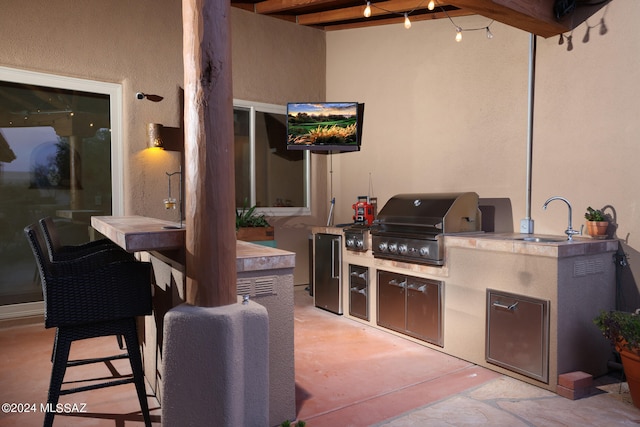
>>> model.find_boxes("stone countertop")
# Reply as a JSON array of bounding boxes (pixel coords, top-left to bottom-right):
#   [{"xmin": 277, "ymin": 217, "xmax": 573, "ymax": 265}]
[
  {"xmin": 91, "ymin": 215, "xmax": 295, "ymax": 272},
  {"xmin": 310, "ymin": 226, "xmax": 349, "ymax": 235},
  {"xmin": 92, "ymin": 215, "xmax": 185, "ymax": 252},
  {"xmin": 445, "ymin": 232, "xmax": 619, "ymax": 258},
  {"xmin": 236, "ymin": 240, "xmax": 295, "ymax": 272}
]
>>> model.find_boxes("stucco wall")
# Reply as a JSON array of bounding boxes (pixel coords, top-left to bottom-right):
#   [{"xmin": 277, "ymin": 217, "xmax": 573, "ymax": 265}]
[
  {"xmin": 0, "ymin": 2, "xmax": 326, "ymax": 286},
  {"xmin": 4, "ymin": 1, "xmax": 640, "ymax": 298},
  {"xmin": 325, "ymin": 1, "xmax": 640, "ymax": 309},
  {"xmin": 230, "ymin": 9, "xmax": 327, "ymax": 287}
]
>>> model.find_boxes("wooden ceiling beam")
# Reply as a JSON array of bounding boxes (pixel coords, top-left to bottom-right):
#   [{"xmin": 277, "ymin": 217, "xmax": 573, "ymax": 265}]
[
  {"xmin": 320, "ymin": 8, "xmax": 475, "ymax": 30},
  {"xmin": 255, "ymin": 0, "xmax": 340, "ymax": 14},
  {"xmin": 297, "ymin": 0, "xmax": 457, "ymax": 26},
  {"xmin": 236, "ymin": 0, "xmax": 610, "ymax": 37},
  {"xmin": 447, "ymin": 0, "xmax": 605, "ymax": 38}
]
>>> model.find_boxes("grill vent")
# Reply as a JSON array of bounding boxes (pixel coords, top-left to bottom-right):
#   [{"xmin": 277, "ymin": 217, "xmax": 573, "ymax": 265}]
[
  {"xmin": 237, "ymin": 276, "xmax": 276, "ymax": 297},
  {"xmin": 573, "ymin": 259, "xmax": 605, "ymax": 277}
]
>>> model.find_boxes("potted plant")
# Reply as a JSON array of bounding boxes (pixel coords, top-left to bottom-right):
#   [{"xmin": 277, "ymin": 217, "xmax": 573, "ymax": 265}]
[
  {"xmin": 236, "ymin": 201, "xmax": 274, "ymax": 242},
  {"xmin": 584, "ymin": 206, "xmax": 608, "ymax": 237},
  {"xmin": 594, "ymin": 309, "xmax": 640, "ymax": 407}
]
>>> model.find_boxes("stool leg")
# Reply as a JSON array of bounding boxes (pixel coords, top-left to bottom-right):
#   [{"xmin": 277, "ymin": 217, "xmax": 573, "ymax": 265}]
[
  {"xmin": 51, "ymin": 329, "xmax": 59, "ymax": 363},
  {"xmin": 123, "ymin": 319, "xmax": 152, "ymax": 427},
  {"xmin": 117, "ymin": 334, "xmax": 124, "ymax": 350},
  {"xmin": 45, "ymin": 329, "xmax": 72, "ymax": 427}
]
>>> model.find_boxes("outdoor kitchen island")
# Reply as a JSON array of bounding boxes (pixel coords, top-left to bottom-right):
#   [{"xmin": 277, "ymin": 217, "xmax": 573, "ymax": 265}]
[
  {"xmin": 91, "ymin": 215, "xmax": 296, "ymax": 426},
  {"xmin": 314, "ymin": 225, "xmax": 618, "ymax": 394}
]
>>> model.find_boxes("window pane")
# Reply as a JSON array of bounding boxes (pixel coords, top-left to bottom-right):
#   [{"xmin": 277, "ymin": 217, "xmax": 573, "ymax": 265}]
[
  {"xmin": 234, "ymin": 101, "xmax": 309, "ymax": 212},
  {"xmin": 255, "ymin": 111, "xmax": 304, "ymax": 208},
  {"xmin": 234, "ymin": 107, "xmax": 251, "ymax": 207},
  {"xmin": 0, "ymin": 81, "xmax": 112, "ymax": 306}
]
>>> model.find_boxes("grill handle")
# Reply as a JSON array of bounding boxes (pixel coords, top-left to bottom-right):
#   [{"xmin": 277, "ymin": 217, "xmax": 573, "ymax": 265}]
[
  {"xmin": 388, "ymin": 278, "xmax": 407, "ymax": 289},
  {"xmin": 492, "ymin": 301, "xmax": 519, "ymax": 311},
  {"xmin": 408, "ymin": 283, "xmax": 428, "ymax": 293}
]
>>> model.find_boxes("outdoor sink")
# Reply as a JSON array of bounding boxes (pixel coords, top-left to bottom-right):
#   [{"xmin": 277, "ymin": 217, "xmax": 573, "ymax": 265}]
[{"xmin": 514, "ymin": 236, "xmax": 567, "ymax": 243}]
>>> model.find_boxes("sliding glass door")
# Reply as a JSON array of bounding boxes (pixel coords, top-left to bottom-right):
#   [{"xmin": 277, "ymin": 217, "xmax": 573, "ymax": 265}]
[{"xmin": 0, "ymin": 68, "xmax": 122, "ymax": 309}]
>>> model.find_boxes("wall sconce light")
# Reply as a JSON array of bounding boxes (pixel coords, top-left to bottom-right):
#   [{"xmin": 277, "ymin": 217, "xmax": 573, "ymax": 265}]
[{"xmin": 147, "ymin": 123, "xmax": 164, "ymax": 149}]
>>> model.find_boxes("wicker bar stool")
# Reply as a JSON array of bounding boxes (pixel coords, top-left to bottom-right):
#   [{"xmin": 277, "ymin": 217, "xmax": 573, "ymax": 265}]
[
  {"xmin": 39, "ymin": 216, "xmax": 130, "ymax": 262},
  {"xmin": 24, "ymin": 223, "xmax": 153, "ymax": 427},
  {"xmin": 39, "ymin": 217, "xmax": 134, "ymax": 349}
]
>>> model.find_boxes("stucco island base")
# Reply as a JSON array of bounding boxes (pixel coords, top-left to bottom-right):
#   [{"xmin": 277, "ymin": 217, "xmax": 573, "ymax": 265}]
[{"xmin": 161, "ymin": 299, "xmax": 269, "ymax": 426}]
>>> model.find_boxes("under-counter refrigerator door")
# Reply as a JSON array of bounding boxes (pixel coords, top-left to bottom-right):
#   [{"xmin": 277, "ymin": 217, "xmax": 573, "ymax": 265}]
[{"xmin": 314, "ymin": 233, "xmax": 343, "ymax": 314}]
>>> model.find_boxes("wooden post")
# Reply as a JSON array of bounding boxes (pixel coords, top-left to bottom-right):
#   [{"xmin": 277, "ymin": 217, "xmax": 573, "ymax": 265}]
[{"xmin": 182, "ymin": 0, "xmax": 237, "ymax": 307}]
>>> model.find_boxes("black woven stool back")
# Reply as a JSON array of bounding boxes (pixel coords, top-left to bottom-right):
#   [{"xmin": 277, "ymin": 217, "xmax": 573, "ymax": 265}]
[
  {"xmin": 39, "ymin": 216, "xmax": 128, "ymax": 262},
  {"xmin": 23, "ymin": 222, "xmax": 153, "ymax": 427}
]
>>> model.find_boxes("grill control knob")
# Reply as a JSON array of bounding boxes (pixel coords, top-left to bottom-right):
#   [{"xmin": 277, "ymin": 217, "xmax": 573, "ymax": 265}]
[
  {"xmin": 378, "ymin": 242, "xmax": 388, "ymax": 252},
  {"xmin": 388, "ymin": 243, "xmax": 398, "ymax": 253},
  {"xmin": 398, "ymin": 244, "xmax": 408, "ymax": 255},
  {"xmin": 346, "ymin": 238, "xmax": 355, "ymax": 248},
  {"xmin": 419, "ymin": 246, "xmax": 430, "ymax": 257},
  {"xmin": 356, "ymin": 239, "xmax": 364, "ymax": 249}
]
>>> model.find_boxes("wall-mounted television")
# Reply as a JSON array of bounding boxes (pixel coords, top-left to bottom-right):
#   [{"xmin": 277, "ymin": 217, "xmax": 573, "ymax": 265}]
[{"xmin": 286, "ymin": 102, "xmax": 364, "ymax": 152}]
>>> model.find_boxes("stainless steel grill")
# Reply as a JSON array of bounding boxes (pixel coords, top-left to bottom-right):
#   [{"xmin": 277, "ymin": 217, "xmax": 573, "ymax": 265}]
[{"xmin": 371, "ymin": 192, "xmax": 481, "ymax": 265}]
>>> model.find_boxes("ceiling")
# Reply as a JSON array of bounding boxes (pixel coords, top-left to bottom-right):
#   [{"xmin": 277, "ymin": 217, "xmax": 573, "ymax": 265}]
[{"xmin": 231, "ymin": 0, "xmax": 611, "ymax": 38}]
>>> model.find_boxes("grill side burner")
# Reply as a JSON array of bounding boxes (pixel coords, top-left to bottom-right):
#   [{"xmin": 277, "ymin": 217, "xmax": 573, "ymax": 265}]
[
  {"xmin": 372, "ymin": 192, "xmax": 481, "ymax": 265},
  {"xmin": 344, "ymin": 225, "xmax": 369, "ymax": 252}
]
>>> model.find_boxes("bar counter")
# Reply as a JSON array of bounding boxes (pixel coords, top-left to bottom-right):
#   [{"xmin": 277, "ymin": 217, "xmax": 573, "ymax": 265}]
[
  {"xmin": 91, "ymin": 215, "xmax": 295, "ymax": 272},
  {"xmin": 90, "ymin": 215, "xmax": 296, "ymax": 425}
]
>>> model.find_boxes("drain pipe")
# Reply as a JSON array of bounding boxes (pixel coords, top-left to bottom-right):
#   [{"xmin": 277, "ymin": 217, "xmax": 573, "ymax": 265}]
[{"xmin": 520, "ymin": 33, "xmax": 536, "ymax": 234}]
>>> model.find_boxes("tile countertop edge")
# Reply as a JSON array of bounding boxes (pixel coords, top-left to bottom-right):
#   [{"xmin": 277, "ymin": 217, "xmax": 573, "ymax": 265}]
[
  {"xmin": 236, "ymin": 240, "xmax": 295, "ymax": 273},
  {"xmin": 310, "ymin": 226, "xmax": 348, "ymax": 235},
  {"xmin": 92, "ymin": 215, "xmax": 295, "ymax": 271},
  {"xmin": 445, "ymin": 233, "xmax": 619, "ymax": 258}
]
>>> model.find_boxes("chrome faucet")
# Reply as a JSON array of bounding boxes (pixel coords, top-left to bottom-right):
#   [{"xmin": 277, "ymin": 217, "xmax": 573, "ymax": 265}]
[{"xmin": 543, "ymin": 196, "xmax": 580, "ymax": 241}]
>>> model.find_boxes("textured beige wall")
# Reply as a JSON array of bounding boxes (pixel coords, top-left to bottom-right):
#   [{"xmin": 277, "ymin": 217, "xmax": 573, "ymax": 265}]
[
  {"xmin": 4, "ymin": 1, "xmax": 640, "ymax": 296},
  {"xmin": 0, "ymin": 0, "xmax": 184, "ymax": 221},
  {"xmin": 326, "ymin": 1, "xmax": 640, "ymax": 308},
  {"xmin": 0, "ymin": 3, "xmax": 326, "ymax": 286},
  {"xmin": 230, "ymin": 9, "xmax": 327, "ymax": 286}
]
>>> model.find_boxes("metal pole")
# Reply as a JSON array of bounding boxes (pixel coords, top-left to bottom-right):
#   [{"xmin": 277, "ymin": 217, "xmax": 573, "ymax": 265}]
[{"xmin": 521, "ymin": 33, "xmax": 536, "ymax": 234}]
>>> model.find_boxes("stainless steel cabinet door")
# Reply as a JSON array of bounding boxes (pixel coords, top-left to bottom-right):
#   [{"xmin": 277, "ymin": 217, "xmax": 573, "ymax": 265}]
[
  {"xmin": 314, "ymin": 234, "xmax": 342, "ymax": 314},
  {"xmin": 407, "ymin": 277, "xmax": 443, "ymax": 347},
  {"xmin": 377, "ymin": 270, "xmax": 406, "ymax": 332},
  {"xmin": 486, "ymin": 289, "xmax": 549, "ymax": 383}
]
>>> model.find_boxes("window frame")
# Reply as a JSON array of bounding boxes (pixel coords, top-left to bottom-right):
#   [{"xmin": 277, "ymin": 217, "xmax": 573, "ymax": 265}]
[
  {"xmin": 0, "ymin": 66, "xmax": 124, "ymax": 215},
  {"xmin": 233, "ymin": 99, "xmax": 310, "ymax": 217}
]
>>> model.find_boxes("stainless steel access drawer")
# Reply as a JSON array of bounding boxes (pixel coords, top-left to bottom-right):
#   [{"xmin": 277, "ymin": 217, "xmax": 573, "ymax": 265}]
[{"xmin": 486, "ymin": 289, "xmax": 550, "ymax": 383}]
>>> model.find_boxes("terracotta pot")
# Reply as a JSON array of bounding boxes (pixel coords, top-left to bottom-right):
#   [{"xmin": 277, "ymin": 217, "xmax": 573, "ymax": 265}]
[
  {"xmin": 586, "ymin": 221, "xmax": 608, "ymax": 237},
  {"xmin": 619, "ymin": 348, "xmax": 640, "ymax": 408},
  {"xmin": 236, "ymin": 226, "xmax": 274, "ymax": 242}
]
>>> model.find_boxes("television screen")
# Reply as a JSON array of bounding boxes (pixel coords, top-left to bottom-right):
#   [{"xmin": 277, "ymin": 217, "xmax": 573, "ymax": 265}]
[{"xmin": 286, "ymin": 102, "xmax": 364, "ymax": 152}]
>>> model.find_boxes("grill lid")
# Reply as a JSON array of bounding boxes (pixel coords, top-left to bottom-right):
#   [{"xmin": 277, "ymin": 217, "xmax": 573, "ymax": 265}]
[{"xmin": 373, "ymin": 192, "xmax": 481, "ymax": 234}]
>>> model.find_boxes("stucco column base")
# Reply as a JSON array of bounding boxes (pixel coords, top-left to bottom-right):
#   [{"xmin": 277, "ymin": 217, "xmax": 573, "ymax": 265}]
[{"xmin": 161, "ymin": 298, "xmax": 269, "ymax": 426}]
